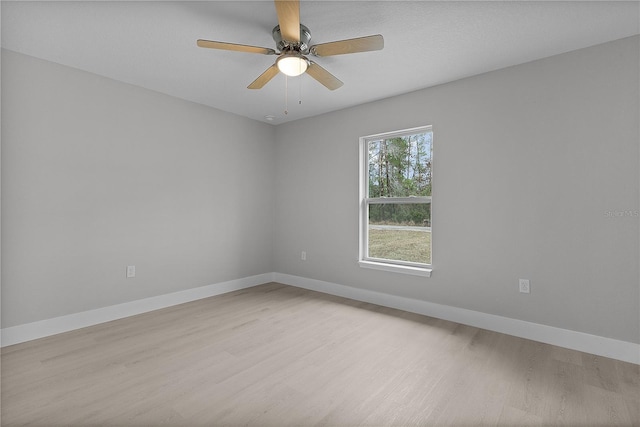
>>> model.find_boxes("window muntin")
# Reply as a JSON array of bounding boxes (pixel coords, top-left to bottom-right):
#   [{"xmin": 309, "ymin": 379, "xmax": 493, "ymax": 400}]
[{"xmin": 360, "ymin": 126, "xmax": 432, "ymax": 271}]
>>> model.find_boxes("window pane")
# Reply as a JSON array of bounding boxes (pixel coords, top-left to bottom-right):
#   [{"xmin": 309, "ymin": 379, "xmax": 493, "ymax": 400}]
[
  {"xmin": 368, "ymin": 131, "xmax": 432, "ymax": 198},
  {"xmin": 368, "ymin": 203, "xmax": 431, "ymax": 264}
]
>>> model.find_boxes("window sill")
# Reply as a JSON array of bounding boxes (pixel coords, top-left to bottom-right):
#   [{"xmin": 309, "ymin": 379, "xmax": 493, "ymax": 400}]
[{"xmin": 358, "ymin": 260, "xmax": 432, "ymax": 277}]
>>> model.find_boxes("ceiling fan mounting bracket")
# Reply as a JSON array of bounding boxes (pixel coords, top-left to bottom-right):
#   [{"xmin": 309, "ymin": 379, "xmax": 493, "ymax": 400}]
[{"xmin": 272, "ymin": 24, "xmax": 312, "ymax": 53}]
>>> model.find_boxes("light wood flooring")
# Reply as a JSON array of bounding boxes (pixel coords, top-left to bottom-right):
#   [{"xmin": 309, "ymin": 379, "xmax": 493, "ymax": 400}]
[{"xmin": 2, "ymin": 282, "xmax": 638, "ymax": 426}]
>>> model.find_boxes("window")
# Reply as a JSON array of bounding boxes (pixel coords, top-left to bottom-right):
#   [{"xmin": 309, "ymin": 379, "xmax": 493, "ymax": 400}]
[{"xmin": 359, "ymin": 126, "xmax": 433, "ymax": 276}]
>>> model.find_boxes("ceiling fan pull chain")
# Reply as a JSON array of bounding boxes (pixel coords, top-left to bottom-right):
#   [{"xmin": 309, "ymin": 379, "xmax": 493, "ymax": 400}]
[
  {"xmin": 284, "ymin": 75, "xmax": 289, "ymax": 115},
  {"xmin": 299, "ymin": 74, "xmax": 302, "ymax": 105}
]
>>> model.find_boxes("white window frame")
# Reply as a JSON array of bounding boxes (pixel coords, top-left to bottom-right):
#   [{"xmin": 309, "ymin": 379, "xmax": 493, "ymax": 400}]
[{"xmin": 358, "ymin": 126, "xmax": 433, "ymax": 277}]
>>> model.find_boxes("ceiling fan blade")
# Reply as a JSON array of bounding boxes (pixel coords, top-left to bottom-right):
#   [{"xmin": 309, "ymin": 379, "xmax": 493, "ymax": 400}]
[
  {"xmin": 248, "ymin": 64, "xmax": 280, "ymax": 89},
  {"xmin": 274, "ymin": 0, "xmax": 300, "ymax": 43},
  {"xmin": 306, "ymin": 62, "xmax": 343, "ymax": 91},
  {"xmin": 310, "ymin": 34, "xmax": 384, "ymax": 57},
  {"xmin": 197, "ymin": 39, "xmax": 276, "ymax": 55}
]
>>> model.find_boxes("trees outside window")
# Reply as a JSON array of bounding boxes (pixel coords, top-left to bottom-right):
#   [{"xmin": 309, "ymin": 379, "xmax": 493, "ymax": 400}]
[{"xmin": 360, "ymin": 126, "xmax": 432, "ymax": 272}]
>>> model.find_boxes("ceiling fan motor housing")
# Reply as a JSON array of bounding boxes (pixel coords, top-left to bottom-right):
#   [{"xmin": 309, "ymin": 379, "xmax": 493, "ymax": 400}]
[{"xmin": 272, "ymin": 24, "xmax": 312, "ymax": 52}]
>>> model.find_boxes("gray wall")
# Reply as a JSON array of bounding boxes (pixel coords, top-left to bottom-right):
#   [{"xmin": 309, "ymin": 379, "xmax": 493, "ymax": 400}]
[
  {"xmin": 273, "ymin": 36, "xmax": 640, "ymax": 344},
  {"xmin": 1, "ymin": 49, "xmax": 276, "ymax": 327},
  {"xmin": 2, "ymin": 36, "xmax": 639, "ymax": 345}
]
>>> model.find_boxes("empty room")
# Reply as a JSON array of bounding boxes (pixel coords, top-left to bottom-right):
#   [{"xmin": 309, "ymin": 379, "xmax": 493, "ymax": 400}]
[{"xmin": 1, "ymin": 1, "xmax": 639, "ymax": 426}]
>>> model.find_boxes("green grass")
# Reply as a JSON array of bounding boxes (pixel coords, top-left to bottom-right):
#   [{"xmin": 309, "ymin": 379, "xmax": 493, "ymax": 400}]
[{"xmin": 368, "ymin": 229, "xmax": 431, "ymax": 264}]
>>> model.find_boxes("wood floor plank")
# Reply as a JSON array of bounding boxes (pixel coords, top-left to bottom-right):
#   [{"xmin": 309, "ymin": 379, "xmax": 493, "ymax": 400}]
[{"xmin": 2, "ymin": 282, "xmax": 638, "ymax": 426}]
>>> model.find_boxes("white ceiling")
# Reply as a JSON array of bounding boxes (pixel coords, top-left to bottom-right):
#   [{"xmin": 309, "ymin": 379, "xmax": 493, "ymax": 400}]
[{"xmin": 2, "ymin": 1, "xmax": 639, "ymax": 124}]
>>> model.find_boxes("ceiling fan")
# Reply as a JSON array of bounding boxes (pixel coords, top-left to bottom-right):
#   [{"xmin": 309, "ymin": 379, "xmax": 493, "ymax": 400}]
[{"xmin": 197, "ymin": 0, "xmax": 384, "ymax": 91}]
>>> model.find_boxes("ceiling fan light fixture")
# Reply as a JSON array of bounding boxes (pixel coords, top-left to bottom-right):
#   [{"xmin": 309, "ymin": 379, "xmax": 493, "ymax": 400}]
[{"xmin": 277, "ymin": 53, "xmax": 308, "ymax": 77}]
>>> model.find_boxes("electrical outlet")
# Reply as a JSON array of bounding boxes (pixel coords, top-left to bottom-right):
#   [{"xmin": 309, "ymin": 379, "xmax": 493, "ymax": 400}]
[
  {"xmin": 301, "ymin": 251, "xmax": 307, "ymax": 261},
  {"xmin": 127, "ymin": 265, "xmax": 136, "ymax": 278},
  {"xmin": 519, "ymin": 279, "xmax": 530, "ymax": 294}
]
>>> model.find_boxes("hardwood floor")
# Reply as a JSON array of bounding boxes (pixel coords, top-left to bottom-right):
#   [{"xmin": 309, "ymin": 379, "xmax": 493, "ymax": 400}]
[{"xmin": 2, "ymin": 282, "xmax": 638, "ymax": 426}]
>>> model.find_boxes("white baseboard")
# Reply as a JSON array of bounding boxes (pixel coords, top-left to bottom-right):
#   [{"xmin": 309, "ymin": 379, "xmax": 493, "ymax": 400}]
[
  {"xmin": 3, "ymin": 271, "xmax": 638, "ymax": 365},
  {"xmin": 273, "ymin": 273, "xmax": 640, "ymax": 365},
  {"xmin": 0, "ymin": 273, "xmax": 274, "ymax": 347}
]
